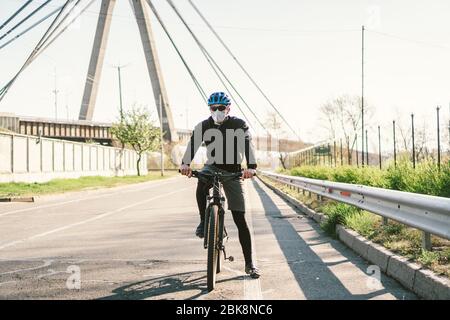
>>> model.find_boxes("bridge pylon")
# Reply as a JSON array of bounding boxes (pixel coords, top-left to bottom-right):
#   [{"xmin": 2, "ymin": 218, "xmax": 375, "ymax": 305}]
[{"xmin": 79, "ymin": 0, "xmax": 178, "ymax": 142}]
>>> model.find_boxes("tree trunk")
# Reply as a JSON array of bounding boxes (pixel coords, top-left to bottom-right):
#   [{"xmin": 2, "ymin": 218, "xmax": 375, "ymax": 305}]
[
  {"xmin": 137, "ymin": 154, "xmax": 141, "ymax": 176},
  {"xmin": 279, "ymin": 153, "xmax": 287, "ymax": 169}
]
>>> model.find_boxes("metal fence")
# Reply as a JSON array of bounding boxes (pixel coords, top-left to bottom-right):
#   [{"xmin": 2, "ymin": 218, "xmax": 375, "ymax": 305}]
[
  {"xmin": 287, "ymin": 106, "xmax": 450, "ymax": 170},
  {"xmin": 258, "ymin": 170, "xmax": 450, "ymax": 250}
]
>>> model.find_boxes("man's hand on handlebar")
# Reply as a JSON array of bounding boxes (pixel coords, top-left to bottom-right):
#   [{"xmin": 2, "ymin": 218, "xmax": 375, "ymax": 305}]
[
  {"xmin": 242, "ymin": 169, "xmax": 256, "ymax": 180},
  {"xmin": 179, "ymin": 164, "xmax": 193, "ymax": 178}
]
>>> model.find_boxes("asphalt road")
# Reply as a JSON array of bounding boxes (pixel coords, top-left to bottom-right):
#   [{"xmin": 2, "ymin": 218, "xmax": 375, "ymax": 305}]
[{"xmin": 0, "ymin": 175, "xmax": 416, "ymax": 300}]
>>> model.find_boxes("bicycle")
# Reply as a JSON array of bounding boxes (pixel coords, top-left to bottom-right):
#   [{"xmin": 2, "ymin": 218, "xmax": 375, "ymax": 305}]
[{"xmin": 183, "ymin": 169, "xmax": 243, "ymax": 292}]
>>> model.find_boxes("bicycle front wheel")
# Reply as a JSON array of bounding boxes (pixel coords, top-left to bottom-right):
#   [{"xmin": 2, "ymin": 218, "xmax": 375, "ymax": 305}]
[{"xmin": 207, "ymin": 205, "xmax": 219, "ymax": 292}]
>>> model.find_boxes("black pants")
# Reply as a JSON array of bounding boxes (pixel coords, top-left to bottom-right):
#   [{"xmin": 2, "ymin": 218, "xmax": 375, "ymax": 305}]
[{"xmin": 196, "ymin": 180, "xmax": 253, "ymax": 265}]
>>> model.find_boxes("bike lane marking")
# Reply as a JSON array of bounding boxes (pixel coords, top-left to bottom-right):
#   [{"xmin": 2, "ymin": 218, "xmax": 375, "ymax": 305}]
[
  {"xmin": 243, "ymin": 179, "xmax": 263, "ymax": 300},
  {"xmin": 0, "ymin": 187, "xmax": 192, "ymax": 251}
]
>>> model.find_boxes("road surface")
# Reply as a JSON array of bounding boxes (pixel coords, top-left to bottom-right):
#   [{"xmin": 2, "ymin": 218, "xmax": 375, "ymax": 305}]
[{"xmin": 0, "ymin": 176, "xmax": 416, "ymax": 299}]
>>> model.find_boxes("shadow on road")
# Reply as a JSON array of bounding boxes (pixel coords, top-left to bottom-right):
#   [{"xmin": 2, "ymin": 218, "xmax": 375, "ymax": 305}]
[
  {"xmin": 251, "ymin": 179, "xmax": 412, "ymax": 300},
  {"xmin": 98, "ymin": 270, "xmax": 242, "ymax": 300}
]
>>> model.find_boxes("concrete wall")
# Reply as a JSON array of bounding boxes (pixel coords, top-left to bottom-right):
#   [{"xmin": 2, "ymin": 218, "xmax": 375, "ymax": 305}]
[{"xmin": 0, "ymin": 132, "xmax": 147, "ymax": 183}]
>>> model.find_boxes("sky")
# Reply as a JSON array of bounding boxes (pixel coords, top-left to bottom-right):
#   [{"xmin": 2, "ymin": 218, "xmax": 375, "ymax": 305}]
[{"xmin": 0, "ymin": 0, "xmax": 449, "ymax": 153}]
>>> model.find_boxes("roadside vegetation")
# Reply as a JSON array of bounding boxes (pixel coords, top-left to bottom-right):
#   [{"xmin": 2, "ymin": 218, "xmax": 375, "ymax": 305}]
[
  {"xmin": 259, "ymin": 175, "xmax": 450, "ymax": 278},
  {"xmin": 277, "ymin": 158, "xmax": 450, "ymax": 197},
  {"xmin": 0, "ymin": 171, "xmax": 176, "ymax": 198}
]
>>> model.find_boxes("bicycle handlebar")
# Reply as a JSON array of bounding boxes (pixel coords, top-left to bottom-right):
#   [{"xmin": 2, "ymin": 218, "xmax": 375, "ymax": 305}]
[{"xmin": 178, "ymin": 169, "xmax": 256, "ymax": 179}]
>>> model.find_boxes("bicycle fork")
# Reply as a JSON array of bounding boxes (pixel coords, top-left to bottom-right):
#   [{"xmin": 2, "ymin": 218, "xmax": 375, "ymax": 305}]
[{"xmin": 217, "ymin": 208, "xmax": 234, "ymax": 262}]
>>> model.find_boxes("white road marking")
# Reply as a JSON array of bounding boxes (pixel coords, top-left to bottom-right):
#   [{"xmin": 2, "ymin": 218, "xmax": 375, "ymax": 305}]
[
  {"xmin": 243, "ymin": 179, "xmax": 263, "ymax": 300},
  {"xmin": 0, "ymin": 187, "xmax": 192, "ymax": 251},
  {"xmin": 0, "ymin": 259, "xmax": 53, "ymax": 276},
  {"xmin": 0, "ymin": 177, "xmax": 182, "ymax": 218}
]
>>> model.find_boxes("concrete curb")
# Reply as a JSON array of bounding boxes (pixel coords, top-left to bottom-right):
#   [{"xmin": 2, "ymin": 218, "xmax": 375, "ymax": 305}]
[
  {"xmin": 0, "ymin": 196, "xmax": 34, "ymax": 202},
  {"xmin": 413, "ymin": 268, "xmax": 450, "ymax": 300},
  {"xmin": 257, "ymin": 176, "xmax": 450, "ymax": 300}
]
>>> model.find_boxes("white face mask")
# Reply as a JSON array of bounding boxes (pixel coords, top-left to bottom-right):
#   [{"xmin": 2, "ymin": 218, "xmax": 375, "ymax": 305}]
[{"xmin": 211, "ymin": 110, "xmax": 227, "ymax": 123}]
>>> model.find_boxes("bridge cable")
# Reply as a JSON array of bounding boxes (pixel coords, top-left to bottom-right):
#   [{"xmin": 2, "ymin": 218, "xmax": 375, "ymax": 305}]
[
  {"xmin": 166, "ymin": 0, "xmax": 269, "ymax": 135},
  {"xmin": 0, "ymin": 6, "xmax": 62, "ymax": 51},
  {"xmin": 164, "ymin": 0, "xmax": 254, "ymax": 131},
  {"xmin": 33, "ymin": 0, "xmax": 97, "ymax": 60},
  {"xmin": 0, "ymin": 0, "xmax": 72, "ymax": 103},
  {"xmin": 0, "ymin": 0, "xmax": 53, "ymax": 42},
  {"xmin": 33, "ymin": 0, "xmax": 84, "ymax": 54},
  {"xmin": 0, "ymin": 0, "xmax": 34, "ymax": 31},
  {"xmin": 188, "ymin": 0, "xmax": 300, "ymax": 140},
  {"xmin": 145, "ymin": 0, "xmax": 208, "ymax": 102},
  {"xmin": 2, "ymin": 0, "xmax": 92, "ymax": 100},
  {"xmin": 1, "ymin": 1, "xmax": 85, "ymax": 96}
]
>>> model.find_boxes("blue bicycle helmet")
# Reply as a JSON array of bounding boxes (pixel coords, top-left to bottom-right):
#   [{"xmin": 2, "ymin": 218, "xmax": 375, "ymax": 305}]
[{"xmin": 207, "ymin": 92, "xmax": 231, "ymax": 106}]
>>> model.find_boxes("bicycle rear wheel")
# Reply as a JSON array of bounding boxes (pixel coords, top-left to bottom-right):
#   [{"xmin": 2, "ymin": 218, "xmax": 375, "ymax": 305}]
[{"xmin": 207, "ymin": 205, "xmax": 219, "ymax": 292}]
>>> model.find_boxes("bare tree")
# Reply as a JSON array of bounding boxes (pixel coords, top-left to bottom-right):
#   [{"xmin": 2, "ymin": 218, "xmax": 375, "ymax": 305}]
[
  {"xmin": 318, "ymin": 95, "xmax": 373, "ymax": 165},
  {"xmin": 265, "ymin": 112, "xmax": 289, "ymax": 169},
  {"xmin": 393, "ymin": 109, "xmax": 412, "ymax": 153}
]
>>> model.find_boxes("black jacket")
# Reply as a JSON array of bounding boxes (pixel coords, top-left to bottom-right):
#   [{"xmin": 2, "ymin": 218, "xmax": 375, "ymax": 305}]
[{"xmin": 181, "ymin": 116, "xmax": 257, "ymax": 172}]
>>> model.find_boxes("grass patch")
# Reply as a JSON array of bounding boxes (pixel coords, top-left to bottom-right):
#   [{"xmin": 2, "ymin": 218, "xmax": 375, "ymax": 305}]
[{"xmin": 0, "ymin": 171, "xmax": 176, "ymax": 197}]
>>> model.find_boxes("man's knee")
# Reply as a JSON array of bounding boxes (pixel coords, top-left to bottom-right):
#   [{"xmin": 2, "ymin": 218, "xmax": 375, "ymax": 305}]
[{"xmin": 231, "ymin": 211, "xmax": 247, "ymax": 226}]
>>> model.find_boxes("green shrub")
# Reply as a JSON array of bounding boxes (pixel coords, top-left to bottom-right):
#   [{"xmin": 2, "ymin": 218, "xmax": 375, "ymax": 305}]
[
  {"xmin": 418, "ymin": 250, "xmax": 440, "ymax": 267},
  {"xmin": 345, "ymin": 211, "xmax": 378, "ymax": 237},
  {"xmin": 382, "ymin": 223, "xmax": 404, "ymax": 235},
  {"xmin": 320, "ymin": 203, "xmax": 360, "ymax": 237},
  {"xmin": 287, "ymin": 158, "xmax": 449, "ymax": 197},
  {"xmin": 291, "ymin": 166, "xmax": 331, "ymax": 180}
]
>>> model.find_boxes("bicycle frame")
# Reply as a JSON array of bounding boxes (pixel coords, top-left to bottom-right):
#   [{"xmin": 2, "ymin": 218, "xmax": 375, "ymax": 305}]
[{"xmin": 184, "ymin": 169, "xmax": 242, "ymax": 291}]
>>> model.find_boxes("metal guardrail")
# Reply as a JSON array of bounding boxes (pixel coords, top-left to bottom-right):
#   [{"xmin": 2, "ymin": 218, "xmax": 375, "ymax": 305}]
[{"xmin": 258, "ymin": 170, "xmax": 450, "ymax": 244}]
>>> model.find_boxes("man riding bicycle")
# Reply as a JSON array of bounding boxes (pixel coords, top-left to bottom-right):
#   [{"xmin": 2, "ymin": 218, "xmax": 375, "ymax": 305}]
[{"xmin": 179, "ymin": 92, "xmax": 261, "ymax": 279}]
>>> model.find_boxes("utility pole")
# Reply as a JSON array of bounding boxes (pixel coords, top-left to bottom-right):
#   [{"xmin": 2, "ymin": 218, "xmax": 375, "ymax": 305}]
[
  {"xmin": 361, "ymin": 25, "xmax": 365, "ymax": 167},
  {"xmin": 111, "ymin": 63, "xmax": 129, "ymax": 121},
  {"xmin": 411, "ymin": 113, "xmax": 415, "ymax": 169},
  {"xmin": 159, "ymin": 94, "xmax": 164, "ymax": 176},
  {"xmin": 437, "ymin": 106, "xmax": 441, "ymax": 171},
  {"xmin": 393, "ymin": 120, "xmax": 397, "ymax": 168},
  {"xmin": 366, "ymin": 129, "xmax": 369, "ymax": 166},
  {"xmin": 447, "ymin": 102, "xmax": 450, "ymax": 158},
  {"xmin": 356, "ymin": 134, "xmax": 359, "ymax": 167},
  {"xmin": 378, "ymin": 125, "xmax": 382, "ymax": 169},
  {"xmin": 53, "ymin": 68, "xmax": 58, "ymax": 120},
  {"xmin": 118, "ymin": 65, "xmax": 124, "ymax": 120}
]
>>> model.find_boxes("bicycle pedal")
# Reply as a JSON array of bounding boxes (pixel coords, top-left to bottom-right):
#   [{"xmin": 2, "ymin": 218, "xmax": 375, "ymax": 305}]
[{"xmin": 227, "ymin": 256, "xmax": 234, "ymax": 262}]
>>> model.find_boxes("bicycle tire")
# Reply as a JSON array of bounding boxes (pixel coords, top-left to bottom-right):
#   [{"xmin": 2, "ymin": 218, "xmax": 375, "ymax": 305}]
[
  {"xmin": 207, "ymin": 205, "xmax": 219, "ymax": 292},
  {"xmin": 216, "ymin": 208, "xmax": 224, "ymax": 274},
  {"xmin": 203, "ymin": 206, "xmax": 210, "ymax": 248}
]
